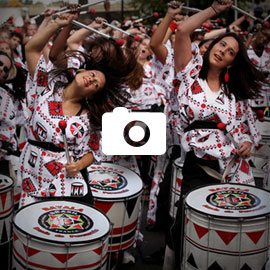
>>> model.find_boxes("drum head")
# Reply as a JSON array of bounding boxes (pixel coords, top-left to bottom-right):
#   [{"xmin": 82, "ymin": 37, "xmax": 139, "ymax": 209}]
[
  {"xmin": 88, "ymin": 163, "xmax": 144, "ymax": 200},
  {"xmin": 185, "ymin": 184, "xmax": 270, "ymax": 219},
  {"xmin": 0, "ymin": 174, "xmax": 14, "ymax": 193},
  {"xmin": 13, "ymin": 200, "xmax": 110, "ymax": 244}
]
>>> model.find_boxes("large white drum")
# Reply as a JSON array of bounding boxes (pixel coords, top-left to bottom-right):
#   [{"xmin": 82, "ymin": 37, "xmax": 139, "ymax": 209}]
[
  {"xmin": 0, "ymin": 174, "xmax": 14, "ymax": 245},
  {"xmin": 170, "ymin": 158, "xmax": 183, "ymax": 219},
  {"xmin": 182, "ymin": 183, "xmax": 270, "ymax": 270},
  {"xmin": 88, "ymin": 163, "xmax": 144, "ymax": 252},
  {"xmin": 12, "ymin": 200, "xmax": 110, "ymax": 270}
]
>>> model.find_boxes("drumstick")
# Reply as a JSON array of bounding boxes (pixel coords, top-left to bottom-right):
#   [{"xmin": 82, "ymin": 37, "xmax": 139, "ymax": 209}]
[
  {"xmin": 217, "ymin": 123, "xmax": 239, "ymax": 148},
  {"xmin": 58, "ymin": 120, "xmax": 71, "ymax": 164},
  {"xmin": 80, "ymin": 9, "xmax": 96, "ymax": 15},
  {"xmin": 71, "ymin": 20, "xmax": 125, "ymax": 46},
  {"xmin": 133, "ymin": 12, "xmax": 159, "ymax": 24},
  {"xmin": 167, "ymin": 3, "xmax": 201, "ymax": 13},
  {"xmin": 103, "ymin": 22, "xmax": 141, "ymax": 41},
  {"xmin": 56, "ymin": 0, "xmax": 106, "ymax": 15},
  {"xmin": 215, "ymin": 0, "xmax": 259, "ymax": 21}
]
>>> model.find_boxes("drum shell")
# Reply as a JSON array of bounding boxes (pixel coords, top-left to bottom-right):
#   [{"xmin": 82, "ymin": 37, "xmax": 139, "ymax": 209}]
[
  {"xmin": 88, "ymin": 163, "xmax": 144, "ymax": 252},
  {"xmin": 0, "ymin": 174, "xmax": 14, "ymax": 245},
  {"xmin": 12, "ymin": 201, "xmax": 110, "ymax": 270},
  {"xmin": 94, "ymin": 191, "xmax": 143, "ymax": 252},
  {"xmin": 170, "ymin": 158, "xmax": 183, "ymax": 219},
  {"xmin": 182, "ymin": 184, "xmax": 270, "ymax": 270}
]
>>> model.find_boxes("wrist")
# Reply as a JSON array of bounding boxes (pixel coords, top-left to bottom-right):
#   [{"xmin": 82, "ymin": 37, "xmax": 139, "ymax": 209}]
[
  {"xmin": 211, "ymin": 5, "xmax": 219, "ymax": 16},
  {"xmin": 226, "ymin": 26, "xmax": 230, "ymax": 33}
]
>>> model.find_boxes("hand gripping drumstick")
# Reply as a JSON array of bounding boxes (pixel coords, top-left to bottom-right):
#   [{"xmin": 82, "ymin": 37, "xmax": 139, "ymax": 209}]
[
  {"xmin": 71, "ymin": 20, "xmax": 125, "ymax": 46},
  {"xmin": 215, "ymin": 0, "xmax": 259, "ymax": 21},
  {"xmin": 58, "ymin": 120, "xmax": 71, "ymax": 164},
  {"xmin": 217, "ymin": 123, "xmax": 238, "ymax": 148},
  {"xmin": 103, "ymin": 22, "xmax": 141, "ymax": 42}
]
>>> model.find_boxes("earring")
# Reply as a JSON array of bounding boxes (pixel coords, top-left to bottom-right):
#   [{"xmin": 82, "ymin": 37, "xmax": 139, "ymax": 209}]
[
  {"xmin": 85, "ymin": 98, "xmax": 90, "ymax": 108},
  {"xmin": 224, "ymin": 68, "xmax": 229, "ymax": 83}
]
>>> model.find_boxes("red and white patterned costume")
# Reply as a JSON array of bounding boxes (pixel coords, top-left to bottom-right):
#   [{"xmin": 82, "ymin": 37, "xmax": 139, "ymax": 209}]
[
  {"xmin": 18, "ymin": 55, "xmax": 102, "ymax": 207},
  {"xmin": 146, "ymin": 41, "xmax": 180, "ymax": 224},
  {"xmin": 247, "ymin": 45, "xmax": 270, "ymax": 183},
  {"xmin": 0, "ymin": 86, "xmax": 17, "ymax": 161},
  {"xmin": 175, "ymin": 43, "xmax": 261, "ymax": 185}
]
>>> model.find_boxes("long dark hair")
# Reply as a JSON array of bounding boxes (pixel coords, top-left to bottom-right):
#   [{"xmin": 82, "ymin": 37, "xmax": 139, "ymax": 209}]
[
  {"xmin": 49, "ymin": 37, "xmax": 139, "ymax": 129},
  {"xmin": 199, "ymin": 32, "xmax": 266, "ymax": 101}
]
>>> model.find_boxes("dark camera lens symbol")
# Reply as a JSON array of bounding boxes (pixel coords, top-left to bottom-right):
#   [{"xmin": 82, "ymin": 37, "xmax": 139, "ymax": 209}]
[{"xmin": 123, "ymin": 121, "xmax": 150, "ymax": 147}]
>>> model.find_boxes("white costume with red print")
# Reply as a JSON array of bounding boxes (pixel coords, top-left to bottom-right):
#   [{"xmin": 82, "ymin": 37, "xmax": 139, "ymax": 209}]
[
  {"xmin": 0, "ymin": 86, "xmax": 17, "ymax": 160},
  {"xmin": 247, "ymin": 45, "xmax": 270, "ymax": 183},
  {"xmin": 146, "ymin": 41, "xmax": 180, "ymax": 224},
  {"xmin": 247, "ymin": 45, "xmax": 270, "ymax": 108},
  {"xmin": 18, "ymin": 55, "xmax": 102, "ymax": 207},
  {"xmin": 175, "ymin": 43, "xmax": 260, "ymax": 185}
]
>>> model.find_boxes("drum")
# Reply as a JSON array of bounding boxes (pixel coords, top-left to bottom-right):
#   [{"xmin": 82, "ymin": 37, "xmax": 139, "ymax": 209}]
[
  {"xmin": 12, "ymin": 200, "xmax": 110, "ymax": 270},
  {"xmin": 182, "ymin": 183, "xmax": 270, "ymax": 270},
  {"xmin": 169, "ymin": 158, "xmax": 183, "ymax": 219},
  {"xmin": 0, "ymin": 174, "xmax": 14, "ymax": 245},
  {"xmin": 0, "ymin": 174, "xmax": 14, "ymax": 269},
  {"xmin": 88, "ymin": 163, "xmax": 144, "ymax": 252},
  {"xmin": 250, "ymin": 117, "xmax": 270, "ymax": 180}
]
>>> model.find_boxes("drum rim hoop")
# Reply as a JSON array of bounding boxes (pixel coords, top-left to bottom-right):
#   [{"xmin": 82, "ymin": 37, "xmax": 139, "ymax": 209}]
[
  {"xmin": 0, "ymin": 174, "xmax": 14, "ymax": 192},
  {"xmin": 92, "ymin": 186, "xmax": 145, "ymax": 201},
  {"xmin": 13, "ymin": 200, "xmax": 111, "ymax": 245},
  {"xmin": 184, "ymin": 183, "xmax": 270, "ymax": 220}
]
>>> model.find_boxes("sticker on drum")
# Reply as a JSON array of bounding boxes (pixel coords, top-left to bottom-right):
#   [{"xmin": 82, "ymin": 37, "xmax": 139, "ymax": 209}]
[
  {"xmin": 185, "ymin": 183, "xmax": 270, "ymax": 218},
  {"xmin": 88, "ymin": 163, "xmax": 144, "ymax": 252},
  {"xmin": 12, "ymin": 200, "xmax": 110, "ymax": 270},
  {"xmin": 182, "ymin": 184, "xmax": 270, "ymax": 270}
]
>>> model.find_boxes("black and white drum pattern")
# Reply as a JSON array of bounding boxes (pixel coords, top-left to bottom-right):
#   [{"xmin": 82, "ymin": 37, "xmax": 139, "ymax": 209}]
[
  {"xmin": 88, "ymin": 163, "xmax": 144, "ymax": 252},
  {"xmin": 12, "ymin": 201, "xmax": 110, "ymax": 270},
  {"xmin": 182, "ymin": 184, "xmax": 270, "ymax": 270},
  {"xmin": 0, "ymin": 174, "xmax": 14, "ymax": 246},
  {"xmin": 170, "ymin": 158, "xmax": 183, "ymax": 219}
]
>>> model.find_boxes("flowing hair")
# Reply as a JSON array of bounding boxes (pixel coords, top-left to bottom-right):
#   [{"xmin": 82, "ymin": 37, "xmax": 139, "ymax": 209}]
[{"xmin": 49, "ymin": 37, "xmax": 140, "ymax": 129}]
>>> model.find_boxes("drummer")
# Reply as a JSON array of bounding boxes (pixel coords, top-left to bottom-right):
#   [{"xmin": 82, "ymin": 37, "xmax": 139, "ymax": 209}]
[
  {"xmin": 170, "ymin": 0, "xmax": 267, "ymax": 267},
  {"xmin": 17, "ymin": 12, "xmax": 138, "ymax": 207}
]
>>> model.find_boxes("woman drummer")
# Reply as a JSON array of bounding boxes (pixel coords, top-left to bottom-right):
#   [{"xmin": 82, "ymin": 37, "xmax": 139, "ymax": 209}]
[
  {"xmin": 18, "ymin": 12, "xmax": 138, "ymax": 207},
  {"xmin": 171, "ymin": 0, "xmax": 267, "ymax": 267}
]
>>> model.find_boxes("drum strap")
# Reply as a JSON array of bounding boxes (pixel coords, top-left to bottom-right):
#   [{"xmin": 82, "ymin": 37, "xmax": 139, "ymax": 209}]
[
  {"xmin": 198, "ymin": 155, "xmax": 238, "ymax": 183},
  {"xmin": 184, "ymin": 121, "xmax": 218, "ymax": 133},
  {"xmin": 28, "ymin": 139, "xmax": 65, "ymax": 152}
]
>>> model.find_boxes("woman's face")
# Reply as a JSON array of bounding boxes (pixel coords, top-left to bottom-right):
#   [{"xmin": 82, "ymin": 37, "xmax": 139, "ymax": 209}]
[
  {"xmin": 200, "ymin": 40, "xmax": 212, "ymax": 56},
  {"xmin": 0, "ymin": 42, "xmax": 12, "ymax": 56},
  {"xmin": 0, "ymin": 55, "xmax": 11, "ymax": 83},
  {"xmin": 138, "ymin": 38, "xmax": 152, "ymax": 61},
  {"xmin": 209, "ymin": 36, "xmax": 239, "ymax": 70},
  {"xmin": 75, "ymin": 70, "xmax": 106, "ymax": 97}
]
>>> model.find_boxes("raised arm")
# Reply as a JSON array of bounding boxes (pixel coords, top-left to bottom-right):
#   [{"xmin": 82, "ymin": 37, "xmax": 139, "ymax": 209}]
[
  {"xmin": 25, "ymin": 13, "xmax": 75, "ymax": 78},
  {"xmin": 150, "ymin": 1, "xmax": 182, "ymax": 65},
  {"xmin": 174, "ymin": 0, "xmax": 233, "ymax": 73},
  {"xmin": 67, "ymin": 17, "xmax": 106, "ymax": 51}
]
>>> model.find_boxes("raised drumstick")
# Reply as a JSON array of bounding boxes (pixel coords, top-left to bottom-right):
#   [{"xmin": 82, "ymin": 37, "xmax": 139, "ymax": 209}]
[{"xmin": 58, "ymin": 120, "xmax": 71, "ymax": 164}]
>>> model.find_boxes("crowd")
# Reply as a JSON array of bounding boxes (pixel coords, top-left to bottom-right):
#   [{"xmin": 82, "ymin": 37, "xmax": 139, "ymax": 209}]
[{"xmin": 0, "ymin": 0, "xmax": 270, "ymax": 269}]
